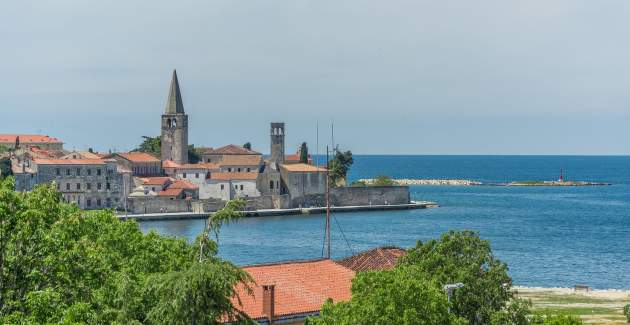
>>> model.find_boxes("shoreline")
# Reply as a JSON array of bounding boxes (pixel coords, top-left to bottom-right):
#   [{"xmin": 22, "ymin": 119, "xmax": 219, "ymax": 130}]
[{"xmin": 358, "ymin": 178, "xmax": 612, "ymax": 187}]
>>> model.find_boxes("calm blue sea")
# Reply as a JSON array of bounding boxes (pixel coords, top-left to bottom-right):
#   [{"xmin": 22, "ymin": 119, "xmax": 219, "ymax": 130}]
[{"xmin": 139, "ymin": 156, "xmax": 630, "ymax": 289}]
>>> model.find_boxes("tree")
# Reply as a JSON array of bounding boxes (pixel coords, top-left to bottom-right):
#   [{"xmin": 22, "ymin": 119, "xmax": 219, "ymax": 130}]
[
  {"xmin": 243, "ymin": 143, "xmax": 252, "ymax": 150},
  {"xmin": 0, "ymin": 145, "xmax": 10, "ymax": 154},
  {"xmin": 307, "ymin": 267, "xmax": 466, "ymax": 325},
  {"xmin": 0, "ymin": 177, "xmax": 253, "ymax": 324},
  {"xmin": 134, "ymin": 136, "xmax": 161, "ymax": 155},
  {"xmin": 624, "ymin": 304, "xmax": 630, "ymax": 323},
  {"xmin": 299, "ymin": 142, "xmax": 309, "ymax": 164},
  {"xmin": 328, "ymin": 150, "xmax": 353, "ymax": 187},
  {"xmin": 398, "ymin": 230, "xmax": 513, "ymax": 325},
  {"xmin": 371, "ymin": 175, "xmax": 396, "ymax": 186},
  {"xmin": 188, "ymin": 145, "xmax": 201, "ymax": 164},
  {"xmin": 0, "ymin": 158, "xmax": 11, "ymax": 179}
]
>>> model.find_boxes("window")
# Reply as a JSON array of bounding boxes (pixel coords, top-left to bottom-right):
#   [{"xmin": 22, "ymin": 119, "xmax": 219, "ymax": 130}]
[
  {"xmin": 234, "ymin": 185, "xmax": 238, "ymax": 190},
  {"xmin": 207, "ymin": 159, "xmax": 211, "ymax": 163},
  {"xmin": 270, "ymin": 181, "xmax": 274, "ymax": 189},
  {"xmin": 106, "ymin": 198, "xmax": 111, "ymax": 207},
  {"xmin": 76, "ymin": 183, "xmax": 81, "ymax": 190},
  {"xmin": 87, "ymin": 199, "xmax": 91, "ymax": 207},
  {"xmin": 66, "ymin": 169, "xmax": 70, "ymax": 175},
  {"xmin": 87, "ymin": 169, "xmax": 92, "ymax": 176},
  {"xmin": 97, "ymin": 199, "xmax": 101, "ymax": 206},
  {"xmin": 276, "ymin": 180, "xmax": 279, "ymax": 189},
  {"xmin": 183, "ymin": 173, "xmax": 187, "ymax": 178},
  {"xmin": 97, "ymin": 169, "xmax": 101, "ymax": 176},
  {"xmin": 237, "ymin": 168, "xmax": 241, "ymax": 172},
  {"xmin": 247, "ymin": 168, "xmax": 251, "ymax": 172},
  {"xmin": 106, "ymin": 183, "xmax": 111, "ymax": 190},
  {"xmin": 76, "ymin": 168, "xmax": 81, "ymax": 176},
  {"xmin": 240, "ymin": 185, "xmax": 244, "ymax": 190},
  {"xmin": 228, "ymin": 168, "xmax": 232, "ymax": 172},
  {"xmin": 87, "ymin": 183, "xmax": 91, "ymax": 190},
  {"xmin": 220, "ymin": 184, "xmax": 224, "ymax": 190},
  {"xmin": 66, "ymin": 183, "xmax": 70, "ymax": 190},
  {"xmin": 195, "ymin": 173, "xmax": 199, "ymax": 178},
  {"xmin": 56, "ymin": 183, "xmax": 60, "ymax": 190},
  {"xmin": 56, "ymin": 168, "xmax": 60, "ymax": 175},
  {"xmin": 97, "ymin": 183, "xmax": 102, "ymax": 190}
]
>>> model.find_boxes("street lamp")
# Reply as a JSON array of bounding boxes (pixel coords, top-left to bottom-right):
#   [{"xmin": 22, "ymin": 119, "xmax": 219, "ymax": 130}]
[{"xmin": 443, "ymin": 283, "xmax": 464, "ymax": 313}]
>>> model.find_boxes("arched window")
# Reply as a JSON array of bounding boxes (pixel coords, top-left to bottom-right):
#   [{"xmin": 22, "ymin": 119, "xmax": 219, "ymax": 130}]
[
  {"xmin": 166, "ymin": 118, "xmax": 171, "ymax": 128},
  {"xmin": 270, "ymin": 180, "xmax": 274, "ymax": 189}
]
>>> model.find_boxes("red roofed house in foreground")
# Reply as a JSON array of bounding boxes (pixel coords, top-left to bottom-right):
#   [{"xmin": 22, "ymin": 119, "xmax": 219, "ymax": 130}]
[
  {"xmin": 335, "ymin": 246, "xmax": 407, "ymax": 272},
  {"xmin": 233, "ymin": 259, "xmax": 355, "ymax": 324}
]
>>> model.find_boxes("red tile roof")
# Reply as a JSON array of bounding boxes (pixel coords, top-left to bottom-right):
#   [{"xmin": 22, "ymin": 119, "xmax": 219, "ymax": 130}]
[
  {"xmin": 177, "ymin": 163, "xmax": 210, "ymax": 170},
  {"xmin": 0, "ymin": 134, "xmax": 62, "ymax": 144},
  {"xmin": 33, "ymin": 158, "xmax": 107, "ymax": 165},
  {"xmin": 157, "ymin": 188, "xmax": 184, "ymax": 197},
  {"xmin": 280, "ymin": 163, "xmax": 327, "ymax": 173},
  {"xmin": 201, "ymin": 144, "xmax": 260, "ymax": 155},
  {"xmin": 219, "ymin": 155, "xmax": 262, "ymax": 166},
  {"xmin": 141, "ymin": 177, "xmax": 172, "ymax": 186},
  {"xmin": 162, "ymin": 160, "xmax": 181, "ymax": 168},
  {"xmin": 211, "ymin": 172, "xmax": 259, "ymax": 181},
  {"xmin": 335, "ymin": 246, "xmax": 407, "ymax": 272},
  {"xmin": 118, "ymin": 152, "xmax": 160, "ymax": 163},
  {"xmin": 169, "ymin": 179, "xmax": 199, "ymax": 190},
  {"xmin": 285, "ymin": 154, "xmax": 313, "ymax": 163},
  {"xmin": 234, "ymin": 259, "xmax": 354, "ymax": 321}
]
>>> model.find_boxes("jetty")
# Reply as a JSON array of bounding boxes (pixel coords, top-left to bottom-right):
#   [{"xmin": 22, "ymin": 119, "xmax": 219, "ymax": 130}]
[{"xmin": 118, "ymin": 201, "xmax": 438, "ymax": 221}]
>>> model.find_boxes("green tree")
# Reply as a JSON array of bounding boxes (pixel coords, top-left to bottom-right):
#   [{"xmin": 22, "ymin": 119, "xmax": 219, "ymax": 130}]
[
  {"xmin": 371, "ymin": 175, "xmax": 396, "ymax": 186},
  {"xmin": 624, "ymin": 304, "xmax": 630, "ymax": 323},
  {"xmin": 0, "ymin": 145, "xmax": 10, "ymax": 154},
  {"xmin": 188, "ymin": 145, "xmax": 201, "ymax": 164},
  {"xmin": 0, "ymin": 158, "xmax": 11, "ymax": 179},
  {"xmin": 398, "ymin": 230, "xmax": 513, "ymax": 325},
  {"xmin": 243, "ymin": 142, "xmax": 252, "ymax": 150},
  {"xmin": 299, "ymin": 142, "xmax": 309, "ymax": 164},
  {"xmin": 328, "ymin": 150, "xmax": 353, "ymax": 187},
  {"xmin": 0, "ymin": 177, "xmax": 252, "ymax": 324},
  {"xmin": 307, "ymin": 266, "xmax": 466, "ymax": 325},
  {"xmin": 135, "ymin": 136, "xmax": 161, "ymax": 155}
]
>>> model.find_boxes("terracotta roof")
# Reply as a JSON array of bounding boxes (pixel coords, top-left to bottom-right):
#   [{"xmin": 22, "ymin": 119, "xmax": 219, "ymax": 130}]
[
  {"xmin": 158, "ymin": 188, "xmax": 184, "ymax": 197},
  {"xmin": 234, "ymin": 259, "xmax": 354, "ymax": 320},
  {"xmin": 202, "ymin": 144, "xmax": 260, "ymax": 155},
  {"xmin": 162, "ymin": 160, "xmax": 181, "ymax": 168},
  {"xmin": 169, "ymin": 179, "xmax": 199, "ymax": 190},
  {"xmin": 141, "ymin": 177, "xmax": 172, "ymax": 186},
  {"xmin": 219, "ymin": 155, "xmax": 262, "ymax": 166},
  {"xmin": 211, "ymin": 172, "xmax": 259, "ymax": 181},
  {"xmin": 118, "ymin": 152, "xmax": 160, "ymax": 163},
  {"xmin": 177, "ymin": 163, "xmax": 210, "ymax": 170},
  {"xmin": 285, "ymin": 154, "xmax": 313, "ymax": 163},
  {"xmin": 28, "ymin": 147, "xmax": 62, "ymax": 158},
  {"xmin": 199, "ymin": 162, "xmax": 220, "ymax": 170},
  {"xmin": 336, "ymin": 246, "xmax": 407, "ymax": 272},
  {"xmin": 0, "ymin": 134, "xmax": 62, "ymax": 144},
  {"xmin": 33, "ymin": 158, "xmax": 106, "ymax": 165},
  {"xmin": 280, "ymin": 163, "xmax": 327, "ymax": 173}
]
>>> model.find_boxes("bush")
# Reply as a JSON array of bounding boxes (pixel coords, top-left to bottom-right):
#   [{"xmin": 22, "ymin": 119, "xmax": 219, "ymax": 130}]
[
  {"xmin": 371, "ymin": 175, "xmax": 396, "ymax": 186},
  {"xmin": 624, "ymin": 304, "xmax": 630, "ymax": 323}
]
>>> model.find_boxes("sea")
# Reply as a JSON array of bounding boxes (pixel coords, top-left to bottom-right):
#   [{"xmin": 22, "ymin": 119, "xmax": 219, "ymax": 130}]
[{"xmin": 138, "ymin": 155, "xmax": 630, "ymax": 289}]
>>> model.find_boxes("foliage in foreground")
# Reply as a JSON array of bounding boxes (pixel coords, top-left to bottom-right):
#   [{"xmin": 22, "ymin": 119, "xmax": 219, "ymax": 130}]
[
  {"xmin": 310, "ymin": 230, "xmax": 582, "ymax": 325},
  {"xmin": 0, "ymin": 177, "xmax": 251, "ymax": 324},
  {"xmin": 0, "ymin": 157, "xmax": 11, "ymax": 179},
  {"xmin": 625, "ymin": 304, "xmax": 630, "ymax": 323}
]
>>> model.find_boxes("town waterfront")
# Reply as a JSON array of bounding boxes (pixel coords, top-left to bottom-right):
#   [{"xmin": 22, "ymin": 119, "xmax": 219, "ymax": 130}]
[{"xmin": 139, "ymin": 155, "xmax": 630, "ymax": 289}]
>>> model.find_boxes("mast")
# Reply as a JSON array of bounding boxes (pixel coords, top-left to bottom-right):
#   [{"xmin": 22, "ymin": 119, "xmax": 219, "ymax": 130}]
[{"xmin": 325, "ymin": 145, "xmax": 331, "ymax": 259}]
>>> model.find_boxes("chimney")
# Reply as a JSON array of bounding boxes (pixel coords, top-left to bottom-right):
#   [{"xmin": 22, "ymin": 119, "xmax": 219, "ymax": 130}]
[{"xmin": 262, "ymin": 284, "xmax": 275, "ymax": 323}]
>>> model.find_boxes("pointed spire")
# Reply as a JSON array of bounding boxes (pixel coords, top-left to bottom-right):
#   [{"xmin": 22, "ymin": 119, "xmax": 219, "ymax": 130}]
[{"xmin": 164, "ymin": 69, "xmax": 185, "ymax": 114}]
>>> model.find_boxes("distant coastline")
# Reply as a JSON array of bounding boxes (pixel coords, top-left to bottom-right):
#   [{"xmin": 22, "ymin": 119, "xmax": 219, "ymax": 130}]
[{"xmin": 358, "ymin": 178, "xmax": 612, "ymax": 187}]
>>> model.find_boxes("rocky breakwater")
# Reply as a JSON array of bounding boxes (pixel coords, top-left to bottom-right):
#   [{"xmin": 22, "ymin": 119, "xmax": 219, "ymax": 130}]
[{"xmin": 359, "ymin": 179, "xmax": 482, "ymax": 186}]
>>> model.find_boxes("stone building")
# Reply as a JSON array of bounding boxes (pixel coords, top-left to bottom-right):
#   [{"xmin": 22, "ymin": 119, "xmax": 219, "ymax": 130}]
[
  {"xmin": 0, "ymin": 134, "xmax": 64, "ymax": 151},
  {"xmin": 218, "ymin": 155, "xmax": 262, "ymax": 173},
  {"xmin": 280, "ymin": 163, "xmax": 327, "ymax": 206},
  {"xmin": 207, "ymin": 172, "xmax": 260, "ymax": 200},
  {"xmin": 257, "ymin": 123, "xmax": 285, "ymax": 196},
  {"xmin": 13, "ymin": 158, "xmax": 129, "ymax": 210},
  {"xmin": 198, "ymin": 144, "xmax": 261, "ymax": 164},
  {"xmin": 110, "ymin": 152, "xmax": 161, "ymax": 177},
  {"xmin": 161, "ymin": 70, "xmax": 188, "ymax": 164}
]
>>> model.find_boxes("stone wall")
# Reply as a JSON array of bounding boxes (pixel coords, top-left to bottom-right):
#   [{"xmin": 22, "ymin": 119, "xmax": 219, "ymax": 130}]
[
  {"xmin": 127, "ymin": 197, "xmax": 192, "ymax": 214},
  {"xmin": 287, "ymin": 186, "xmax": 410, "ymax": 208}
]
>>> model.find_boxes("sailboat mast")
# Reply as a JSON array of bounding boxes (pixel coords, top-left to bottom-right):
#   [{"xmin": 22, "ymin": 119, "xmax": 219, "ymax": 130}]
[{"xmin": 325, "ymin": 145, "xmax": 331, "ymax": 259}]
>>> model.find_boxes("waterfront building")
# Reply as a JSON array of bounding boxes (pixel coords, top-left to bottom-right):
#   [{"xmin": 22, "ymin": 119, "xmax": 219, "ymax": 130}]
[
  {"xmin": 279, "ymin": 163, "xmax": 327, "ymax": 206},
  {"xmin": 160, "ymin": 70, "xmax": 188, "ymax": 164},
  {"xmin": 257, "ymin": 123, "xmax": 285, "ymax": 196},
  {"xmin": 206, "ymin": 172, "xmax": 260, "ymax": 200},
  {"xmin": 0, "ymin": 134, "xmax": 63, "ymax": 151},
  {"xmin": 13, "ymin": 158, "xmax": 129, "ymax": 210}
]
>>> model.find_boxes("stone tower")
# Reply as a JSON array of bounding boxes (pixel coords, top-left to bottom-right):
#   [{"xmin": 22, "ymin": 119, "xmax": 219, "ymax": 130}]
[
  {"xmin": 269, "ymin": 122, "xmax": 285, "ymax": 164},
  {"xmin": 161, "ymin": 70, "xmax": 189, "ymax": 164}
]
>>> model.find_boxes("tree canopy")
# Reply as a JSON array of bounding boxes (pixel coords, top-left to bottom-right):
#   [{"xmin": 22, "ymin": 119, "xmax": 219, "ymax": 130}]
[
  {"xmin": 0, "ymin": 158, "xmax": 11, "ymax": 179},
  {"xmin": 243, "ymin": 143, "xmax": 252, "ymax": 150},
  {"xmin": 0, "ymin": 177, "xmax": 252, "ymax": 324},
  {"xmin": 299, "ymin": 142, "xmax": 309, "ymax": 164},
  {"xmin": 328, "ymin": 150, "xmax": 353, "ymax": 187},
  {"xmin": 135, "ymin": 136, "xmax": 161, "ymax": 156}
]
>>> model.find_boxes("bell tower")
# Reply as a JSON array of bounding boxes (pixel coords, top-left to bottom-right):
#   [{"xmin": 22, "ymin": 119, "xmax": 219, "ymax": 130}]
[
  {"xmin": 269, "ymin": 122, "xmax": 285, "ymax": 164},
  {"xmin": 161, "ymin": 70, "xmax": 188, "ymax": 164}
]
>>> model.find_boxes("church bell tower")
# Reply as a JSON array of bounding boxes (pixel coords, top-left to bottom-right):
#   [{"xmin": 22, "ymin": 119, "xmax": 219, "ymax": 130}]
[{"xmin": 161, "ymin": 70, "xmax": 189, "ymax": 164}]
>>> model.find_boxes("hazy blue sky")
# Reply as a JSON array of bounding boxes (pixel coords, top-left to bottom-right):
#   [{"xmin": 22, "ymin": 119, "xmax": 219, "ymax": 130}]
[{"xmin": 1, "ymin": 1, "xmax": 629, "ymax": 154}]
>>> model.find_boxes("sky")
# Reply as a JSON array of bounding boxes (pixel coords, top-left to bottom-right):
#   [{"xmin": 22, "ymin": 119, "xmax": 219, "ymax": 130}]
[{"xmin": 1, "ymin": 0, "xmax": 629, "ymax": 155}]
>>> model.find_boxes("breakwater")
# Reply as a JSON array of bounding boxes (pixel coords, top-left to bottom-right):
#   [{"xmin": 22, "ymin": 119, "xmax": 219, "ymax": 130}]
[{"xmin": 358, "ymin": 179, "xmax": 481, "ymax": 186}]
